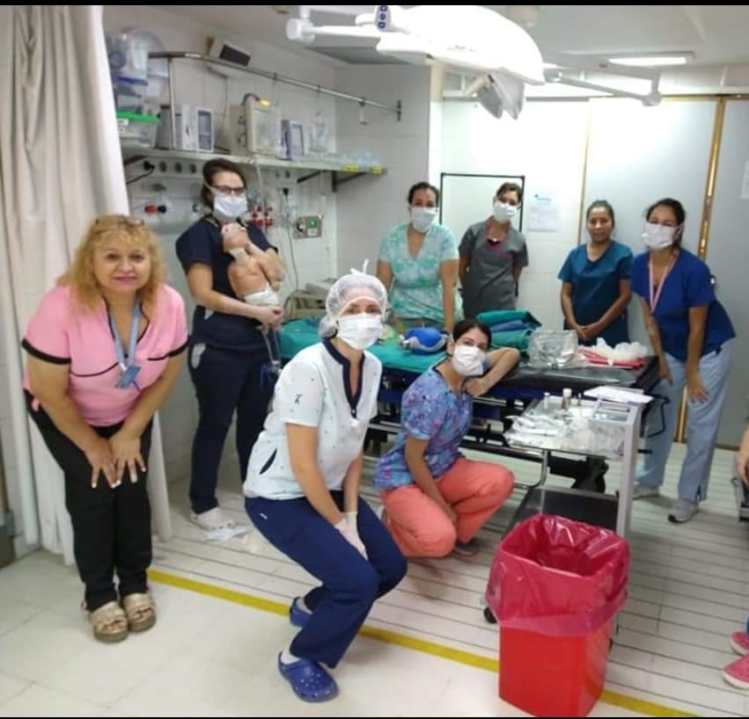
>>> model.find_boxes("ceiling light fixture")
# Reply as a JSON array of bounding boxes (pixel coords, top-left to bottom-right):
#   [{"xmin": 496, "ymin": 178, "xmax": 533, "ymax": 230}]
[
  {"xmin": 287, "ymin": 5, "xmax": 545, "ymax": 119},
  {"xmin": 608, "ymin": 52, "xmax": 694, "ymax": 68}
]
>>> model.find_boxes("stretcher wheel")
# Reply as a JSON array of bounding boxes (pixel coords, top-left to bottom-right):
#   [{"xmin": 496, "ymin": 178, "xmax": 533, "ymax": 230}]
[{"xmin": 484, "ymin": 607, "xmax": 497, "ymax": 624}]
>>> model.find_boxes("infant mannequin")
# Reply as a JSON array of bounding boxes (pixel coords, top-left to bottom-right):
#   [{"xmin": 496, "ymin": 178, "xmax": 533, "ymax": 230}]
[{"xmin": 221, "ymin": 223, "xmax": 283, "ymax": 307}]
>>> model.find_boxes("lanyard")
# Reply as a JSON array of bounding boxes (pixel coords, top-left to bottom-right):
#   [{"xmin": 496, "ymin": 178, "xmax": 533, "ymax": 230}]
[
  {"xmin": 109, "ymin": 304, "xmax": 141, "ymax": 388},
  {"xmin": 648, "ymin": 254, "xmax": 676, "ymax": 312}
]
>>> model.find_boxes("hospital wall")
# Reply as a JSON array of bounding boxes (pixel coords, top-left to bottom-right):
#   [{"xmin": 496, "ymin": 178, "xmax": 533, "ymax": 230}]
[
  {"xmin": 333, "ymin": 65, "xmax": 432, "ymax": 274},
  {"xmin": 103, "ymin": 6, "xmax": 342, "ymax": 487},
  {"xmin": 441, "ymin": 100, "xmax": 589, "ymax": 331}
]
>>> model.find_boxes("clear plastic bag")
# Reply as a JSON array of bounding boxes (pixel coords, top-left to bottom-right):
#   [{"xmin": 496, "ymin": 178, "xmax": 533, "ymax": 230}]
[
  {"xmin": 308, "ymin": 111, "xmax": 330, "ymax": 157},
  {"xmin": 528, "ymin": 329, "xmax": 579, "ymax": 368}
]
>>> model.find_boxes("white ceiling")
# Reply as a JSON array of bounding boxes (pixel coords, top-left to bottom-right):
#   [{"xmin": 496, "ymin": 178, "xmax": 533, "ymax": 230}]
[{"xmin": 159, "ymin": 5, "xmax": 749, "ymax": 68}]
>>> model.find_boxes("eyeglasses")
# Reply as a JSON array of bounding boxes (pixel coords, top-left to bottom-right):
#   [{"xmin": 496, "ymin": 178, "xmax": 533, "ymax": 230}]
[{"xmin": 209, "ymin": 185, "xmax": 246, "ymax": 198}]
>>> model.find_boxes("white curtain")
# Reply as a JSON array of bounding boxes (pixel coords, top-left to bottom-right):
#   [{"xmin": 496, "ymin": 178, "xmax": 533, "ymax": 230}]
[{"xmin": 0, "ymin": 5, "xmax": 172, "ymax": 563}]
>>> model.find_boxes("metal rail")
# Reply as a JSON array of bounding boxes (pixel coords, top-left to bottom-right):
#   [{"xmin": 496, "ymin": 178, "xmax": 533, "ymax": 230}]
[{"xmin": 149, "ymin": 52, "xmax": 403, "ymax": 136}]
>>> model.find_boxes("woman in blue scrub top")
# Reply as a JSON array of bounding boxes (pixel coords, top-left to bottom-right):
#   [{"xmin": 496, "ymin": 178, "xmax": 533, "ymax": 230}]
[
  {"xmin": 559, "ymin": 200, "xmax": 633, "ymax": 346},
  {"xmin": 631, "ymin": 198, "xmax": 735, "ymax": 524},
  {"xmin": 176, "ymin": 159, "xmax": 284, "ymax": 531}
]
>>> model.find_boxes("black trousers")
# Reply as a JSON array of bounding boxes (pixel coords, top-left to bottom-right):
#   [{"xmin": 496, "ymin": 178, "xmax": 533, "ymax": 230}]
[
  {"xmin": 26, "ymin": 393, "xmax": 153, "ymax": 612},
  {"xmin": 187, "ymin": 342, "xmax": 273, "ymax": 514}
]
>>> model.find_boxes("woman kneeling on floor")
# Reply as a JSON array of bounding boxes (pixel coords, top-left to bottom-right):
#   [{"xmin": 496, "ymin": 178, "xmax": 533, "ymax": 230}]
[
  {"xmin": 22, "ymin": 215, "xmax": 188, "ymax": 643},
  {"xmin": 374, "ymin": 319, "xmax": 519, "ymax": 558},
  {"xmin": 243, "ymin": 269, "xmax": 407, "ymax": 703}
]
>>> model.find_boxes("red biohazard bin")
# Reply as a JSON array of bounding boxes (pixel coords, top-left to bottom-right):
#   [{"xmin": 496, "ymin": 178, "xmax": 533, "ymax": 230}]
[{"xmin": 486, "ymin": 514, "xmax": 629, "ymax": 718}]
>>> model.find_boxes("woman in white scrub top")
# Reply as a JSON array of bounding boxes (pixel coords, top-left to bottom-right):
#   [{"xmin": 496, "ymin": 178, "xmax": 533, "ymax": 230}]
[{"xmin": 243, "ymin": 270, "xmax": 407, "ymax": 703}]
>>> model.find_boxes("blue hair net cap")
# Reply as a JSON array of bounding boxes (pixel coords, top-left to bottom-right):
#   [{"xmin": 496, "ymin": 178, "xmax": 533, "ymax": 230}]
[{"xmin": 401, "ymin": 327, "xmax": 447, "ymax": 354}]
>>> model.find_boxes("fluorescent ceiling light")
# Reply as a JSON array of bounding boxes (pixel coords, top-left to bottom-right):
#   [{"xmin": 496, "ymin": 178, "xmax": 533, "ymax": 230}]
[{"xmin": 608, "ymin": 52, "xmax": 693, "ymax": 67}]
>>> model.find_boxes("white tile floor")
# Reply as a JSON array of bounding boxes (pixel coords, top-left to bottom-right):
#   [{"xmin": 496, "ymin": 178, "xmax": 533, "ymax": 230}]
[{"xmin": 1, "ymin": 443, "xmax": 748, "ymax": 717}]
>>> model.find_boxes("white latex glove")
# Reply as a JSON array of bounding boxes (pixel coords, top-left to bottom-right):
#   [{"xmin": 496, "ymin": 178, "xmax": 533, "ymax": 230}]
[{"xmin": 335, "ymin": 513, "xmax": 368, "ymax": 560}]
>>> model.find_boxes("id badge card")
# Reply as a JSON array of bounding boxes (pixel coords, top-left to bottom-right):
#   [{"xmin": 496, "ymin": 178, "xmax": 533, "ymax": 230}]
[{"xmin": 115, "ymin": 364, "xmax": 141, "ymax": 389}]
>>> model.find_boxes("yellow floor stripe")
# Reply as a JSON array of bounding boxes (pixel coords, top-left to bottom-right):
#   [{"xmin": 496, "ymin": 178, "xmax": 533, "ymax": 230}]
[{"xmin": 148, "ymin": 568, "xmax": 696, "ymax": 718}]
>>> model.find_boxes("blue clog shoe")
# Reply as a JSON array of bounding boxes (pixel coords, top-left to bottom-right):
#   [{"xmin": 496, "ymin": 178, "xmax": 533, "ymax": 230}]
[{"xmin": 277, "ymin": 653, "xmax": 339, "ymax": 702}]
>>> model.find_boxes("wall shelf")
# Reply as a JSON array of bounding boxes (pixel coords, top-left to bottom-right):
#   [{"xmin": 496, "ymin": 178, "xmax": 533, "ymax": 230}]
[{"xmin": 121, "ymin": 146, "xmax": 386, "ymax": 191}]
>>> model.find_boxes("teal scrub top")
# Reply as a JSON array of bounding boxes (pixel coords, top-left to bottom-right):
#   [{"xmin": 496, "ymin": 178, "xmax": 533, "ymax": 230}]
[
  {"xmin": 378, "ymin": 222, "xmax": 463, "ymax": 325},
  {"xmin": 558, "ymin": 240, "xmax": 633, "ymax": 346}
]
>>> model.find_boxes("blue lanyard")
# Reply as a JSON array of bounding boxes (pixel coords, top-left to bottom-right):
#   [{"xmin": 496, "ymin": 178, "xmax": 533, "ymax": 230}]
[{"xmin": 109, "ymin": 305, "xmax": 141, "ymax": 388}]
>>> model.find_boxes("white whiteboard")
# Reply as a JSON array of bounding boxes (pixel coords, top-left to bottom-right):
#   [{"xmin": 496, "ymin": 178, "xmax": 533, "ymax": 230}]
[{"xmin": 440, "ymin": 173, "xmax": 525, "ymax": 237}]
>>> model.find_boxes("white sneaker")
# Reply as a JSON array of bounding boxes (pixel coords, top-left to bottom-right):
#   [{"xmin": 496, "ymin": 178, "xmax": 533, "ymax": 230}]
[
  {"xmin": 190, "ymin": 507, "xmax": 237, "ymax": 531},
  {"xmin": 632, "ymin": 483, "xmax": 660, "ymax": 500},
  {"xmin": 668, "ymin": 498, "xmax": 699, "ymax": 524}
]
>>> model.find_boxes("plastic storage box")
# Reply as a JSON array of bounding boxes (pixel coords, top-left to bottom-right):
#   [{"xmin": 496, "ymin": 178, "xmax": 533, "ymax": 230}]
[
  {"xmin": 113, "ymin": 74, "xmax": 149, "ymax": 114},
  {"xmin": 116, "ymin": 111, "xmax": 159, "ymax": 149}
]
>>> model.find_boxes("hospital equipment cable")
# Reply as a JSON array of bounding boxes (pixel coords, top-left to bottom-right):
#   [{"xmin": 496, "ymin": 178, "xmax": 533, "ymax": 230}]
[
  {"xmin": 125, "ymin": 161, "xmax": 155, "ymax": 185},
  {"xmin": 281, "ymin": 187, "xmax": 301, "ymax": 291},
  {"xmin": 253, "ymin": 162, "xmax": 300, "ymax": 292}
]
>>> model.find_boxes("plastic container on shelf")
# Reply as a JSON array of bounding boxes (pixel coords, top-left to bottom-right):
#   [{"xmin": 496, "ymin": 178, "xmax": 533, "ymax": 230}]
[
  {"xmin": 113, "ymin": 74, "xmax": 149, "ymax": 114},
  {"xmin": 105, "ymin": 32, "xmax": 148, "ymax": 82},
  {"xmin": 117, "ymin": 111, "xmax": 160, "ymax": 149},
  {"xmin": 121, "ymin": 28, "xmax": 169, "ymax": 100}
]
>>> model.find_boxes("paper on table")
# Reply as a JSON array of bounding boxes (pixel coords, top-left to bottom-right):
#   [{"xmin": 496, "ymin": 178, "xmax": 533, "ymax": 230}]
[{"xmin": 584, "ymin": 386, "xmax": 653, "ymax": 404}]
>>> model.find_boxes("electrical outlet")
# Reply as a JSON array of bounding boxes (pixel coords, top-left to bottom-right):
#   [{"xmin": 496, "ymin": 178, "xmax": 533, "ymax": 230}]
[{"xmin": 293, "ymin": 215, "xmax": 323, "ymax": 239}]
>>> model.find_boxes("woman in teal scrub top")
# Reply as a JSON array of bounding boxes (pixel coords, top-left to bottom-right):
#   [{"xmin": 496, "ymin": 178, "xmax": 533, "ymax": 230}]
[
  {"xmin": 558, "ymin": 200, "xmax": 633, "ymax": 346},
  {"xmin": 376, "ymin": 182, "xmax": 462, "ymax": 333}
]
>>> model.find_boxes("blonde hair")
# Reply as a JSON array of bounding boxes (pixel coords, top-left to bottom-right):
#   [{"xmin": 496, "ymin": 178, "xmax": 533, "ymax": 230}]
[{"xmin": 59, "ymin": 214, "xmax": 166, "ymax": 311}]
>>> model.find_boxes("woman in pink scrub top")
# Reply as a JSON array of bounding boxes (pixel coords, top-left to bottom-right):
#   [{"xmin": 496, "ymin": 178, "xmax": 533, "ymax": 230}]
[{"xmin": 22, "ymin": 215, "xmax": 188, "ymax": 643}]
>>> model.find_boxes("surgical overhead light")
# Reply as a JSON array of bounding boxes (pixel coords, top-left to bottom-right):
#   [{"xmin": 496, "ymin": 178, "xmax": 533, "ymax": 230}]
[{"xmin": 286, "ymin": 5, "xmax": 545, "ymax": 119}]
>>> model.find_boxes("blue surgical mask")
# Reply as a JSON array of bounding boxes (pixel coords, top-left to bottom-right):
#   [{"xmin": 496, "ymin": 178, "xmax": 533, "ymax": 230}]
[{"xmin": 213, "ymin": 192, "xmax": 248, "ymax": 222}]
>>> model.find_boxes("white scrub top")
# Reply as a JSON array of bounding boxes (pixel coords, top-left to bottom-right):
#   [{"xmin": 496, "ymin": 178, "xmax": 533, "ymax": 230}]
[{"xmin": 243, "ymin": 339, "xmax": 382, "ymax": 501}]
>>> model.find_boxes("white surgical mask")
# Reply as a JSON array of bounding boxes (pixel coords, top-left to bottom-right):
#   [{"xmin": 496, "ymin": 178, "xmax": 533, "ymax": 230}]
[
  {"xmin": 337, "ymin": 313, "xmax": 383, "ymax": 350},
  {"xmin": 642, "ymin": 222, "xmax": 676, "ymax": 250},
  {"xmin": 213, "ymin": 192, "xmax": 248, "ymax": 222},
  {"xmin": 451, "ymin": 344, "xmax": 486, "ymax": 377},
  {"xmin": 410, "ymin": 206, "xmax": 437, "ymax": 234},
  {"xmin": 493, "ymin": 201, "xmax": 517, "ymax": 223}
]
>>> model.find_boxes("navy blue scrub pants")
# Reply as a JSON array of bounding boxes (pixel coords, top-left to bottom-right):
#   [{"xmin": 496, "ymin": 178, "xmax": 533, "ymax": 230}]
[
  {"xmin": 246, "ymin": 492, "xmax": 407, "ymax": 668},
  {"xmin": 188, "ymin": 342, "xmax": 273, "ymax": 514}
]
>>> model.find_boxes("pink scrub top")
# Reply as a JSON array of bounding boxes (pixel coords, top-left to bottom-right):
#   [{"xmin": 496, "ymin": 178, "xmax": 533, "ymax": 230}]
[{"xmin": 22, "ymin": 284, "xmax": 188, "ymax": 427}]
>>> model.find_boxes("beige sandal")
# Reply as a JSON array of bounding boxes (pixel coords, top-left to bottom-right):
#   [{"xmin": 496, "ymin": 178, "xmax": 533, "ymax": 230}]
[
  {"xmin": 121, "ymin": 592, "xmax": 157, "ymax": 633},
  {"xmin": 89, "ymin": 601, "xmax": 129, "ymax": 643}
]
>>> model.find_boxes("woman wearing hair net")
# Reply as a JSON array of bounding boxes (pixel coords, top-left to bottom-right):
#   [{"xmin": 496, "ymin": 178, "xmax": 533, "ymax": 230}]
[{"xmin": 243, "ymin": 270, "xmax": 407, "ymax": 703}]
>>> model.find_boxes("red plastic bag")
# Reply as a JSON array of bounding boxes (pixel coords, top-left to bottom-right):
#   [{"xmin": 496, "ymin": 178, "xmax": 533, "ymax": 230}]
[{"xmin": 485, "ymin": 514, "xmax": 629, "ymax": 636}]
